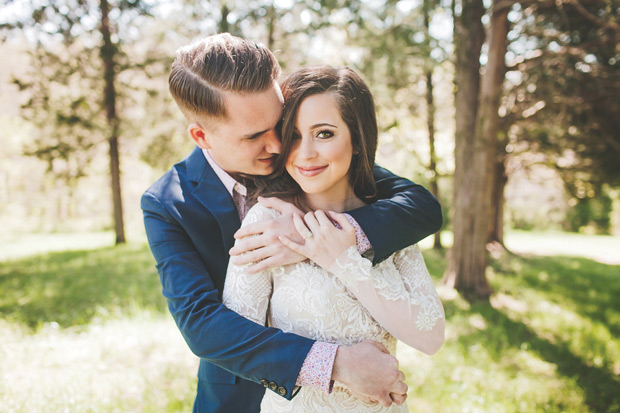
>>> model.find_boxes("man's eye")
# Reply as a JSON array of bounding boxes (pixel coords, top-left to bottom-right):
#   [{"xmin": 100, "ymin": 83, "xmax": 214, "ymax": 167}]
[
  {"xmin": 291, "ymin": 132, "xmax": 301, "ymax": 140},
  {"xmin": 316, "ymin": 130, "xmax": 334, "ymax": 139}
]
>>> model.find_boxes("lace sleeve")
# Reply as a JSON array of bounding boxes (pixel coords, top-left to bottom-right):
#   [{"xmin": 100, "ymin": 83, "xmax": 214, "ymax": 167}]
[
  {"xmin": 222, "ymin": 205, "xmax": 279, "ymax": 326},
  {"xmin": 327, "ymin": 244, "xmax": 445, "ymax": 355}
]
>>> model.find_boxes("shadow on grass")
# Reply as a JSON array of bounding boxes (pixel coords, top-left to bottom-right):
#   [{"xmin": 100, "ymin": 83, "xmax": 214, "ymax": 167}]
[
  {"xmin": 0, "ymin": 243, "xmax": 166, "ymax": 330},
  {"xmin": 501, "ymin": 254, "xmax": 620, "ymax": 339},
  {"xmin": 512, "ymin": 257, "xmax": 620, "ymax": 337},
  {"xmin": 466, "ymin": 303, "xmax": 620, "ymax": 412}
]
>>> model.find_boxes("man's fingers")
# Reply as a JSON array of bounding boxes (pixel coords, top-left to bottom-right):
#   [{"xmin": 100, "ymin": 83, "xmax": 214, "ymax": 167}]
[
  {"xmin": 367, "ymin": 340, "xmax": 390, "ymax": 354},
  {"xmin": 376, "ymin": 395, "xmax": 393, "ymax": 408},
  {"xmin": 245, "ymin": 255, "xmax": 281, "ymax": 274},
  {"xmin": 278, "ymin": 235, "xmax": 304, "ymax": 254},
  {"xmin": 229, "ymin": 236, "xmax": 267, "ymax": 256},
  {"xmin": 258, "ymin": 196, "xmax": 302, "ymax": 215},
  {"xmin": 390, "ymin": 392, "xmax": 407, "ymax": 406},
  {"xmin": 234, "ymin": 221, "xmax": 267, "ymax": 239},
  {"xmin": 391, "ymin": 378, "xmax": 408, "ymax": 395},
  {"xmin": 229, "ymin": 245, "xmax": 275, "ymax": 267}
]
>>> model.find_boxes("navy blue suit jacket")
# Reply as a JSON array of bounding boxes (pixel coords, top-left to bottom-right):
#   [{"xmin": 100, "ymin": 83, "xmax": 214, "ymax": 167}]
[{"xmin": 141, "ymin": 146, "xmax": 442, "ymax": 412}]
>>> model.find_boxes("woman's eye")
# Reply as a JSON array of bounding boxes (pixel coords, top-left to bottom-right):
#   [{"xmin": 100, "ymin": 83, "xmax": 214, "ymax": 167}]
[{"xmin": 316, "ymin": 130, "xmax": 334, "ymax": 139}]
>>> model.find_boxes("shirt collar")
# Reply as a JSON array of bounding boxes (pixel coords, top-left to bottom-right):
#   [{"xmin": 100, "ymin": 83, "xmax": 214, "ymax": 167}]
[{"xmin": 202, "ymin": 149, "xmax": 246, "ymax": 196}]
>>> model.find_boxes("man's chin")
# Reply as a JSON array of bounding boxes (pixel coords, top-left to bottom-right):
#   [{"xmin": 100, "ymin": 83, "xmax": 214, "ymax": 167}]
[{"xmin": 251, "ymin": 163, "xmax": 275, "ymax": 176}]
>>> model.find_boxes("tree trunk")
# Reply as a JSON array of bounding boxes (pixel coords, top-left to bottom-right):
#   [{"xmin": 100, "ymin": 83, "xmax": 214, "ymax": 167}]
[
  {"xmin": 488, "ymin": 147, "xmax": 508, "ymax": 244},
  {"xmin": 101, "ymin": 0, "xmax": 125, "ymax": 244},
  {"xmin": 443, "ymin": 0, "xmax": 490, "ymax": 300},
  {"xmin": 423, "ymin": 0, "xmax": 442, "ymax": 249},
  {"xmin": 266, "ymin": 5, "xmax": 276, "ymax": 50},
  {"xmin": 483, "ymin": 3, "xmax": 511, "ymax": 246},
  {"xmin": 219, "ymin": 4, "xmax": 230, "ymax": 33}
]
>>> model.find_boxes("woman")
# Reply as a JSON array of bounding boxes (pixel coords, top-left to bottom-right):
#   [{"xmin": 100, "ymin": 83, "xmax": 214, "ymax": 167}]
[{"xmin": 223, "ymin": 66, "xmax": 445, "ymax": 412}]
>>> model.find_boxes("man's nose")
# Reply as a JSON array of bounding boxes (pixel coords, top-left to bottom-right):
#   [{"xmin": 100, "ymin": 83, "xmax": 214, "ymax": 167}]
[{"xmin": 264, "ymin": 129, "xmax": 281, "ymax": 154}]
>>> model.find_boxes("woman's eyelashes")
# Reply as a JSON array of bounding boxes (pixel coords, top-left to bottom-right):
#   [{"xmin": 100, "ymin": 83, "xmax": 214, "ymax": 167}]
[
  {"xmin": 291, "ymin": 129, "xmax": 335, "ymax": 140},
  {"xmin": 315, "ymin": 129, "xmax": 334, "ymax": 139}
]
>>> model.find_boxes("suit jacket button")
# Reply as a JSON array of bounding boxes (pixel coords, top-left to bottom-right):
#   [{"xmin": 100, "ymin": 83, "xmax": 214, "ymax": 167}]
[
  {"xmin": 260, "ymin": 379, "xmax": 269, "ymax": 388},
  {"xmin": 277, "ymin": 386, "xmax": 287, "ymax": 396},
  {"xmin": 269, "ymin": 381, "xmax": 278, "ymax": 391}
]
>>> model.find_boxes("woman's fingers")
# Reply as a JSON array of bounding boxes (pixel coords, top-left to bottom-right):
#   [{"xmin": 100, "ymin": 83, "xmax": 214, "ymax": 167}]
[
  {"xmin": 327, "ymin": 210, "xmax": 354, "ymax": 231},
  {"xmin": 303, "ymin": 211, "xmax": 321, "ymax": 235},
  {"xmin": 314, "ymin": 210, "xmax": 333, "ymax": 227},
  {"xmin": 292, "ymin": 213, "xmax": 313, "ymax": 241}
]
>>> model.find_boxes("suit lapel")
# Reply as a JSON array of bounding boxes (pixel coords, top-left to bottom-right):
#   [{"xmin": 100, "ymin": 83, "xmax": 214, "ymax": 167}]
[{"xmin": 186, "ymin": 147, "xmax": 241, "ymax": 251}]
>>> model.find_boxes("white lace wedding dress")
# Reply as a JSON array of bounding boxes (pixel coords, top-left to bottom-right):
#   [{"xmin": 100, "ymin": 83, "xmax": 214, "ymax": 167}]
[{"xmin": 223, "ymin": 204, "xmax": 444, "ymax": 412}]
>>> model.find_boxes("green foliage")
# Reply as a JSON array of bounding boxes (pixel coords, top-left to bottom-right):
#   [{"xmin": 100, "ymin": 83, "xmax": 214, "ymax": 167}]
[
  {"xmin": 0, "ymin": 242, "xmax": 167, "ymax": 330},
  {"xmin": 565, "ymin": 192, "xmax": 613, "ymax": 234},
  {"xmin": 504, "ymin": 0, "xmax": 620, "ymax": 194}
]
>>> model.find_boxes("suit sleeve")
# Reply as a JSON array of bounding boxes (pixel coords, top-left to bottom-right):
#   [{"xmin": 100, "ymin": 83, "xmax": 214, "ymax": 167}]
[
  {"xmin": 346, "ymin": 165, "xmax": 442, "ymax": 264},
  {"xmin": 141, "ymin": 191, "xmax": 313, "ymax": 400}
]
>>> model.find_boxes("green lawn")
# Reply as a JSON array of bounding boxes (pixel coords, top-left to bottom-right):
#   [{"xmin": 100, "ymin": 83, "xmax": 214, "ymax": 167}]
[{"xmin": 1, "ymin": 232, "xmax": 619, "ymax": 412}]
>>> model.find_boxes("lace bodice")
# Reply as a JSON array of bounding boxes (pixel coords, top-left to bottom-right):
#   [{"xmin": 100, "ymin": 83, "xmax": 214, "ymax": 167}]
[{"xmin": 223, "ymin": 204, "xmax": 445, "ymax": 412}]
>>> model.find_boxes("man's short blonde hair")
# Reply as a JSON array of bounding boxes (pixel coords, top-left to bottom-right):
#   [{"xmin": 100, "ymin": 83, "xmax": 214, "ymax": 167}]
[{"xmin": 169, "ymin": 33, "xmax": 281, "ymax": 122}]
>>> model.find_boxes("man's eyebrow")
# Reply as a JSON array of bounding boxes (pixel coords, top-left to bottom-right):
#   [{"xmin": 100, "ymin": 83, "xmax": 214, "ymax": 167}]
[{"xmin": 242, "ymin": 129, "xmax": 269, "ymax": 139}]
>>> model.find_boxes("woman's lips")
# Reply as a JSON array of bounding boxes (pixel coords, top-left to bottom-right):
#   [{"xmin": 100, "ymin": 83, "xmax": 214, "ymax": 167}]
[{"xmin": 296, "ymin": 165, "xmax": 327, "ymax": 177}]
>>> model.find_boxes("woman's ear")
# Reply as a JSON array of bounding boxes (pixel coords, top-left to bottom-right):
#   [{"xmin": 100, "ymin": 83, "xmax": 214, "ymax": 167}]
[{"xmin": 188, "ymin": 123, "xmax": 211, "ymax": 149}]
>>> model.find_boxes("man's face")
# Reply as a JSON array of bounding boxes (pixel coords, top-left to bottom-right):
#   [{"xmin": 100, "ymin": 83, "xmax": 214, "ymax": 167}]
[{"xmin": 197, "ymin": 83, "xmax": 283, "ymax": 176}]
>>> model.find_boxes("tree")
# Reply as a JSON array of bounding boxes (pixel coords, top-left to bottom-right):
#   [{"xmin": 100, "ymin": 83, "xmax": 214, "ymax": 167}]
[
  {"xmin": 423, "ymin": 0, "xmax": 444, "ymax": 249},
  {"xmin": 502, "ymin": 0, "xmax": 620, "ymax": 233},
  {"xmin": 101, "ymin": 0, "xmax": 125, "ymax": 243},
  {"xmin": 442, "ymin": 0, "xmax": 492, "ymax": 300},
  {"xmin": 480, "ymin": 1, "xmax": 512, "ymax": 248},
  {"xmin": 4, "ymin": 0, "xmax": 153, "ymax": 243},
  {"xmin": 330, "ymin": 0, "xmax": 451, "ymax": 233}
]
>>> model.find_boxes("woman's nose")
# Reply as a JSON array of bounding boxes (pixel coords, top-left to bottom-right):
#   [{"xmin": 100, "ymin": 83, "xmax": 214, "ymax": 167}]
[{"xmin": 297, "ymin": 136, "xmax": 317, "ymax": 159}]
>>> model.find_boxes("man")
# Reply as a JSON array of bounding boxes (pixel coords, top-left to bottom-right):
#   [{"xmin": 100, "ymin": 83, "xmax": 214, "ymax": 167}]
[{"xmin": 142, "ymin": 33, "xmax": 442, "ymax": 413}]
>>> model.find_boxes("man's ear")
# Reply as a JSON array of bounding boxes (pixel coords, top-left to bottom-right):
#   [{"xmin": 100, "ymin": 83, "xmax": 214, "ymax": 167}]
[{"xmin": 188, "ymin": 123, "xmax": 211, "ymax": 149}]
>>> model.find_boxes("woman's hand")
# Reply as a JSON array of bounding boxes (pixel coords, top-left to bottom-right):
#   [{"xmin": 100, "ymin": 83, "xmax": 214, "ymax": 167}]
[
  {"xmin": 278, "ymin": 210, "xmax": 356, "ymax": 270},
  {"xmin": 229, "ymin": 197, "xmax": 307, "ymax": 273}
]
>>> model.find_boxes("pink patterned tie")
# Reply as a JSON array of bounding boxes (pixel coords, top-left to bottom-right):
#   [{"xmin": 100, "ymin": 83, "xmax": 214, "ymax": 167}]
[{"xmin": 232, "ymin": 183, "xmax": 249, "ymax": 221}]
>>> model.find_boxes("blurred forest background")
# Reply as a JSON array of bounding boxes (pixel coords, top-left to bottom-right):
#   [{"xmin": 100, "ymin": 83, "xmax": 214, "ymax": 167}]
[{"xmin": 1, "ymin": 0, "xmax": 619, "ymax": 411}]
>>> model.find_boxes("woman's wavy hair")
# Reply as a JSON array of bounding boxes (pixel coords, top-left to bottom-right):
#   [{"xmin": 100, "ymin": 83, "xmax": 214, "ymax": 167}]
[{"xmin": 250, "ymin": 66, "xmax": 378, "ymax": 210}]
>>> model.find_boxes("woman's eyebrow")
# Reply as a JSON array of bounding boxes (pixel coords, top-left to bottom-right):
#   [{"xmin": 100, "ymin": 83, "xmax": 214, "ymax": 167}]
[{"xmin": 310, "ymin": 122, "xmax": 337, "ymax": 129}]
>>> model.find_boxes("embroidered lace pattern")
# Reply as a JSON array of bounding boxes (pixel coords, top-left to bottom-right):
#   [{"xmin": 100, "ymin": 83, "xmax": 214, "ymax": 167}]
[{"xmin": 222, "ymin": 204, "xmax": 444, "ymax": 412}]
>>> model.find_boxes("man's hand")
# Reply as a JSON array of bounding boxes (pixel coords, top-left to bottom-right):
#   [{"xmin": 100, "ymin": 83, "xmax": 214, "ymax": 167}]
[
  {"xmin": 229, "ymin": 197, "xmax": 306, "ymax": 273},
  {"xmin": 332, "ymin": 340, "xmax": 408, "ymax": 407}
]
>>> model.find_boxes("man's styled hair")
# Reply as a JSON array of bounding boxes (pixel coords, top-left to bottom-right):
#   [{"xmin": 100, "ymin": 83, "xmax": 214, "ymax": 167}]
[{"xmin": 169, "ymin": 33, "xmax": 281, "ymax": 122}]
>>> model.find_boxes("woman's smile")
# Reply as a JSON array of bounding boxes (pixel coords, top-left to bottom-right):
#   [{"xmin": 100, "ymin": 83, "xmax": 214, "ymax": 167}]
[{"xmin": 295, "ymin": 165, "xmax": 328, "ymax": 177}]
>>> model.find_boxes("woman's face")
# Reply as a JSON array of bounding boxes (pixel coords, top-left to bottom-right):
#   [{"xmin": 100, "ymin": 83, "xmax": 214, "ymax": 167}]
[{"xmin": 285, "ymin": 93, "xmax": 354, "ymax": 200}]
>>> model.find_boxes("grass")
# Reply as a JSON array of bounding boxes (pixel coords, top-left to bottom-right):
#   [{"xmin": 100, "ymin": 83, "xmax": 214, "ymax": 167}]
[
  {"xmin": 401, "ymin": 247, "xmax": 620, "ymax": 413},
  {"xmin": 1, "ymin": 231, "xmax": 619, "ymax": 412}
]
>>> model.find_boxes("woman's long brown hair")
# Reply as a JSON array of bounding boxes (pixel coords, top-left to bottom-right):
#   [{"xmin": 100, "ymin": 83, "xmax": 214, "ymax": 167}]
[{"xmin": 249, "ymin": 66, "xmax": 378, "ymax": 212}]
